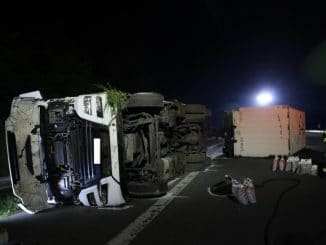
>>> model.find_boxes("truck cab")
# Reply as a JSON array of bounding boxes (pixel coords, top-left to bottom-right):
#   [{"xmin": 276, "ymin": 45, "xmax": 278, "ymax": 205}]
[{"xmin": 5, "ymin": 91, "xmax": 125, "ymax": 213}]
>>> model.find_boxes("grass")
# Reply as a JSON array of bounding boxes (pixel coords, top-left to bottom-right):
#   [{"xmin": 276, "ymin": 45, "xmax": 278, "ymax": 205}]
[{"xmin": 0, "ymin": 190, "xmax": 19, "ymax": 219}]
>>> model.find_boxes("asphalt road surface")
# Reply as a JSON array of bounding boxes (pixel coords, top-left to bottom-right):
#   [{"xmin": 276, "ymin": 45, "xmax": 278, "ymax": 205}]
[
  {"xmin": 0, "ymin": 176, "xmax": 10, "ymax": 191},
  {"xmin": 1, "ymin": 131, "xmax": 326, "ymax": 245},
  {"xmin": 306, "ymin": 131, "xmax": 326, "ymax": 153},
  {"xmin": 2, "ymin": 156, "xmax": 326, "ymax": 245}
]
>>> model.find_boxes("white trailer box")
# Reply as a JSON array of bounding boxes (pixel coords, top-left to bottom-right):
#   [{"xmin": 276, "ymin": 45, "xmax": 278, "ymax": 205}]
[{"xmin": 232, "ymin": 105, "xmax": 305, "ymax": 157}]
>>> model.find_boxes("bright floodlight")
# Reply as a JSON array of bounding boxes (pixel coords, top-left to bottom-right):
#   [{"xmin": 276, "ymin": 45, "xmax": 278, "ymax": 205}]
[{"xmin": 256, "ymin": 92, "xmax": 273, "ymax": 106}]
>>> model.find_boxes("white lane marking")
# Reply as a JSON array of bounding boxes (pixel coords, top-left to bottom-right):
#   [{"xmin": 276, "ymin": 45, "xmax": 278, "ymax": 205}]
[
  {"xmin": 98, "ymin": 205, "xmax": 133, "ymax": 211},
  {"xmin": 167, "ymin": 177, "xmax": 180, "ymax": 188},
  {"xmin": 146, "ymin": 192, "xmax": 189, "ymax": 201},
  {"xmin": 203, "ymin": 163, "xmax": 220, "ymax": 172},
  {"xmin": 203, "ymin": 169, "xmax": 218, "ymax": 172},
  {"xmin": 106, "ymin": 171, "xmax": 200, "ymax": 245}
]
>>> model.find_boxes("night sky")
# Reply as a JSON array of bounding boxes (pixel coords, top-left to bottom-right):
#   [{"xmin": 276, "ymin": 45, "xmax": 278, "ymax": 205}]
[{"xmin": 1, "ymin": 2, "xmax": 326, "ymax": 128}]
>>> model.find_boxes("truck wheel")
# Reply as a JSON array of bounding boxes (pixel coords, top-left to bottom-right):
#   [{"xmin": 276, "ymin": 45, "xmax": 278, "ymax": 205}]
[
  {"xmin": 127, "ymin": 92, "xmax": 164, "ymax": 108},
  {"xmin": 184, "ymin": 114, "xmax": 206, "ymax": 123},
  {"xmin": 127, "ymin": 180, "xmax": 168, "ymax": 197},
  {"xmin": 186, "ymin": 152, "xmax": 207, "ymax": 163},
  {"xmin": 184, "ymin": 104, "xmax": 206, "ymax": 114}
]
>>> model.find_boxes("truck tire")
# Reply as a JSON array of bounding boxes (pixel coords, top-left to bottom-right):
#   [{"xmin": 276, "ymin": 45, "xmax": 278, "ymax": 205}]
[
  {"xmin": 127, "ymin": 180, "xmax": 168, "ymax": 197},
  {"xmin": 184, "ymin": 114, "xmax": 206, "ymax": 123},
  {"xmin": 186, "ymin": 152, "xmax": 207, "ymax": 163},
  {"xmin": 184, "ymin": 104, "xmax": 206, "ymax": 114},
  {"xmin": 127, "ymin": 92, "xmax": 164, "ymax": 108}
]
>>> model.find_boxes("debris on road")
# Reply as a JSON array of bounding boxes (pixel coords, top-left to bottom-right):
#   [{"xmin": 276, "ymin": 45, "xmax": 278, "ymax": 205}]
[
  {"xmin": 272, "ymin": 156, "xmax": 318, "ymax": 176},
  {"xmin": 209, "ymin": 175, "xmax": 256, "ymax": 205}
]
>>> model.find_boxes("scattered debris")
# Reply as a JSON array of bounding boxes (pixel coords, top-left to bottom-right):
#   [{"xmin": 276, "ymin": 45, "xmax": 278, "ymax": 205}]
[
  {"xmin": 272, "ymin": 156, "xmax": 318, "ymax": 176},
  {"xmin": 244, "ymin": 178, "xmax": 256, "ymax": 204},
  {"xmin": 231, "ymin": 177, "xmax": 256, "ymax": 205},
  {"xmin": 209, "ymin": 175, "xmax": 256, "ymax": 205},
  {"xmin": 98, "ymin": 205, "xmax": 133, "ymax": 211}
]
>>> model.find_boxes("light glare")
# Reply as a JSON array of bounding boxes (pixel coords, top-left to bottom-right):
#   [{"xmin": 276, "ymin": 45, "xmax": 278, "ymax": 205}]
[{"xmin": 256, "ymin": 92, "xmax": 273, "ymax": 106}]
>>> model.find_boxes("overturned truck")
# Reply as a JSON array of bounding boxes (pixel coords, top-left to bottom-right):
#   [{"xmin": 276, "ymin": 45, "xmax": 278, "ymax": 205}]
[{"xmin": 5, "ymin": 91, "xmax": 210, "ymax": 213}]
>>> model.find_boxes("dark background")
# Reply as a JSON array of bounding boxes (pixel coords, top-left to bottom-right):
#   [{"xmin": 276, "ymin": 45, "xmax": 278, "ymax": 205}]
[{"xmin": 1, "ymin": 2, "xmax": 326, "ymax": 128}]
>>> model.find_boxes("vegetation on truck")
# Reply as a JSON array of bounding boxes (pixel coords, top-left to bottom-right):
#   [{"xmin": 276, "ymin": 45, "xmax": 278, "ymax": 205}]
[{"xmin": 97, "ymin": 84, "xmax": 128, "ymax": 115}]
